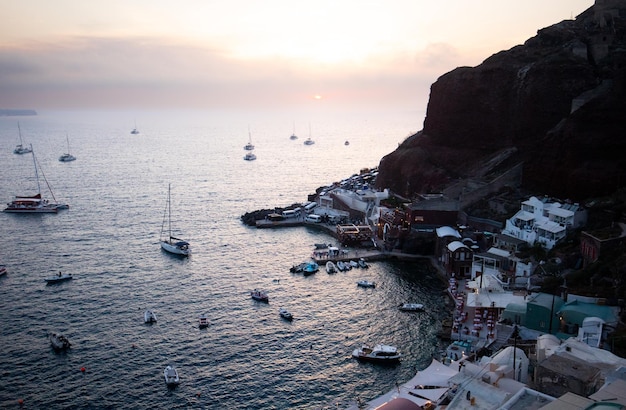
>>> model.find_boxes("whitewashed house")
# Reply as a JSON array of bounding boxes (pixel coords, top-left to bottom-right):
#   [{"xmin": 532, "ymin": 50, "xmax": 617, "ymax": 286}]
[{"xmin": 501, "ymin": 196, "xmax": 587, "ymax": 250}]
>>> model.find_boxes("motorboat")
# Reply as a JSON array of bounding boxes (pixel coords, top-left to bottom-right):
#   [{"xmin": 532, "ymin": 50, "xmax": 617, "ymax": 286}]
[
  {"xmin": 352, "ymin": 344, "xmax": 401, "ymax": 363},
  {"xmin": 290, "ymin": 262, "xmax": 307, "ymax": 273},
  {"xmin": 243, "ymin": 151, "xmax": 256, "ymax": 161},
  {"xmin": 349, "ymin": 260, "xmax": 359, "ymax": 269},
  {"xmin": 45, "ymin": 272, "xmax": 73, "ymax": 284},
  {"xmin": 399, "ymin": 303, "xmax": 424, "ymax": 312},
  {"xmin": 302, "ymin": 261, "xmax": 319, "ymax": 276},
  {"xmin": 279, "ymin": 308, "xmax": 293, "ymax": 321},
  {"xmin": 198, "ymin": 314, "xmax": 209, "ymax": 328},
  {"xmin": 250, "ymin": 289, "xmax": 268, "ymax": 302},
  {"xmin": 336, "ymin": 261, "xmax": 348, "ymax": 272},
  {"xmin": 49, "ymin": 333, "xmax": 71, "ymax": 351},
  {"xmin": 160, "ymin": 184, "xmax": 191, "ymax": 256},
  {"xmin": 164, "ymin": 365, "xmax": 180, "ymax": 387},
  {"xmin": 358, "ymin": 258, "xmax": 369, "ymax": 268},
  {"xmin": 345, "ymin": 140, "xmax": 350, "ymax": 146},
  {"xmin": 144, "ymin": 310, "xmax": 157, "ymax": 323},
  {"xmin": 325, "ymin": 261, "xmax": 337, "ymax": 274},
  {"xmin": 13, "ymin": 123, "xmax": 32, "ymax": 155},
  {"xmin": 357, "ymin": 280, "xmax": 376, "ymax": 288}
]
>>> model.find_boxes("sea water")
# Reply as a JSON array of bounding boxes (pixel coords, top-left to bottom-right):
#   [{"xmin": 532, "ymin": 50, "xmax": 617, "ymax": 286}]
[{"xmin": 0, "ymin": 109, "xmax": 451, "ymax": 409}]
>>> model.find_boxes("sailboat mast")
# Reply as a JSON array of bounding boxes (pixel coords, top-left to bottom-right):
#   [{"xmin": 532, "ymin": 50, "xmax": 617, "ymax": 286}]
[
  {"xmin": 168, "ymin": 184, "xmax": 172, "ymax": 240},
  {"xmin": 30, "ymin": 145, "xmax": 42, "ymax": 195}
]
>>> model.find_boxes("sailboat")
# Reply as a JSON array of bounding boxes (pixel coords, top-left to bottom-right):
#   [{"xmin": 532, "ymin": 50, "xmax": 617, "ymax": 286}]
[
  {"xmin": 290, "ymin": 122, "xmax": 298, "ymax": 140},
  {"xmin": 131, "ymin": 120, "xmax": 139, "ymax": 135},
  {"xmin": 244, "ymin": 127, "xmax": 255, "ymax": 150},
  {"xmin": 4, "ymin": 145, "xmax": 68, "ymax": 213},
  {"xmin": 160, "ymin": 184, "xmax": 190, "ymax": 256},
  {"xmin": 303, "ymin": 123, "xmax": 315, "ymax": 145},
  {"xmin": 13, "ymin": 122, "xmax": 32, "ymax": 155},
  {"xmin": 59, "ymin": 134, "xmax": 76, "ymax": 162}
]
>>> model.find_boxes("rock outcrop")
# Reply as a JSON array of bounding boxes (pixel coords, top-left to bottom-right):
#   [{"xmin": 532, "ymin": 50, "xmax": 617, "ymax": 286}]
[{"xmin": 376, "ymin": 1, "xmax": 626, "ymax": 201}]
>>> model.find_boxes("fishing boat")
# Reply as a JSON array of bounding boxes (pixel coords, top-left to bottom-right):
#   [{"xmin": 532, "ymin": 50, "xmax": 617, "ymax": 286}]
[
  {"xmin": 279, "ymin": 308, "xmax": 293, "ymax": 321},
  {"xmin": 13, "ymin": 122, "xmax": 32, "ymax": 154},
  {"xmin": 144, "ymin": 310, "xmax": 157, "ymax": 323},
  {"xmin": 250, "ymin": 289, "xmax": 269, "ymax": 302},
  {"xmin": 198, "ymin": 314, "xmax": 209, "ymax": 328},
  {"xmin": 49, "ymin": 333, "xmax": 71, "ymax": 351},
  {"xmin": 352, "ymin": 344, "xmax": 401, "ymax": 363},
  {"xmin": 45, "ymin": 272, "xmax": 73, "ymax": 284},
  {"xmin": 59, "ymin": 134, "xmax": 76, "ymax": 162},
  {"xmin": 164, "ymin": 365, "xmax": 180, "ymax": 386},
  {"xmin": 159, "ymin": 184, "xmax": 191, "ymax": 256},
  {"xmin": 4, "ymin": 145, "xmax": 69, "ymax": 213}
]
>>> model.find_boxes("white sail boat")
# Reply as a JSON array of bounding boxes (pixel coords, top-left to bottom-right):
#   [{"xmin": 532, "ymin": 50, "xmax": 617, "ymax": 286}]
[
  {"xmin": 13, "ymin": 122, "xmax": 32, "ymax": 154},
  {"xmin": 59, "ymin": 134, "xmax": 76, "ymax": 162},
  {"xmin": 244, "ymin": 127, "xmax": 255, "ymax": 150},
  {"xmin": 303, "ymin": 123, "xmax": 315, "ymax": 145},
  {"xmin": 160, "ymin": 184, "xmax": 190, "ymax": 256},
  {"xmin": 289, "ymin": 122, "xmax": 298, "ymax": 140},
  {"xmin": 4, "ymin": 145, "xmax": 68, "ymax": 213}
]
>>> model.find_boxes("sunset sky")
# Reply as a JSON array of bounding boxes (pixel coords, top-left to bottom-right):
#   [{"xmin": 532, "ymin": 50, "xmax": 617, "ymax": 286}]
[{"xmin": 0, "ymin": 1, "xmax": 593, "ymax": 112}]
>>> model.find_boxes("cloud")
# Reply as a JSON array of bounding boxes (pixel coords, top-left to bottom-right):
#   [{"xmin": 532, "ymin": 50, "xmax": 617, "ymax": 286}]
[{"xmin": 0, "ymin": 35, "xmax": 474, "ymax": 111}]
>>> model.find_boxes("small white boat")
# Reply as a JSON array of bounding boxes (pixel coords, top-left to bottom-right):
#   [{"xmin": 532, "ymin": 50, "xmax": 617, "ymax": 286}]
[
  {"xmin": 164, "ymin": 365, "xmax": 180, "ymax": 386},
  {"xmin": 352, "ymin": 344, "xmax": 401, "ymax": 363},
  {"xmin": 349, "ymin": 260, "xmax": 359, "ymax": 268},
  {"xmin": 357, "ymin": 280, "xmax": 376, "ymax": 288},
  {"xmin": 243, "ymin": 151, "xmax": 256, "ymax": 161},
  {"xmin": 358, "ymin": 258, "xmax": 369, "ymax": 268},
  {"xmin": 336, "ymin": 261, "xmax": 347, "ymax": 271},
  {"xmin": 198, "ymin": 314, "xmax": 209, "ymax": 328},
  {"xmin": 279, "ymin": 308, "xmax": 293, "ymax": 321},
  {"xmin": 325, "ymin": 261, "xmax": 337, "ymax": 274},
  {"xmin": 144, "ymin": 310, "xmax": 157, "ymax": 323},
  {"xmin": 399, "ymin": 303, "xmax": 424, "ymax": 312},
  {"xmin": 45, "ymin": 272, "xmax": 73, "ymax": 284},
  {"xmin": 251, "ymin": 289, "xmax": 268, "ymax": 302},
  {"xmin": 49, "ymin": 333, "xmax": 71, "ymax": 351}
]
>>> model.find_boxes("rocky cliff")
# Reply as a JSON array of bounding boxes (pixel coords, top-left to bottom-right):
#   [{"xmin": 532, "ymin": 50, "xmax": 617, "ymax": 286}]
[{"xmin": 376, "ymin": 1, "xmax": 626, "ymax": 202}]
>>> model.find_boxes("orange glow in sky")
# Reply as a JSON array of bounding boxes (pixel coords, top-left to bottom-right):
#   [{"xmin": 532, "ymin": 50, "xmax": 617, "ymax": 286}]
[{"xmin": 0, "ymin": 0, "xmax": 593, "ymax": 111}]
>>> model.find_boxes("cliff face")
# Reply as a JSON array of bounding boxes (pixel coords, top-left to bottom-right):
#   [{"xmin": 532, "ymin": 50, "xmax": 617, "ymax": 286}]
[{"xmin": 376, "ymin": 3, "xmax": 626, "ymax": 201}]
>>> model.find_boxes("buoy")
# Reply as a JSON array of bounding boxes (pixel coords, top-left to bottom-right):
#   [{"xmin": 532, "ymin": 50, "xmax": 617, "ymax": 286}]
[
  {"xmin": 196, "ymin": 392, "xmax": 201, "ymax": 397},
  {"xmin": 18, "ymin": 398, "xmax": 24, "ymax": 406},
  {"xmin": 80, "ymin": 367, "xmax": 86, "ymax": 373},
  {"xmin": 131, "ymin": 344, "xmax": 136, "ymax": 349}
]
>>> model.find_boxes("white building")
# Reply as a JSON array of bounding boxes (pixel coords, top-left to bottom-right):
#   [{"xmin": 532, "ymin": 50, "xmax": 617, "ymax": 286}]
[{"xmin": 501, "ymin": 196, "xmax": 587, "ymax": 250}]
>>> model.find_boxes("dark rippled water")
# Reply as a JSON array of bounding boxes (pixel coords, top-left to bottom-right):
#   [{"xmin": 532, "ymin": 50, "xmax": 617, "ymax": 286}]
[{"xmin": 0, "ymin": 110, "xmax": 450, "ymax": 409}]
